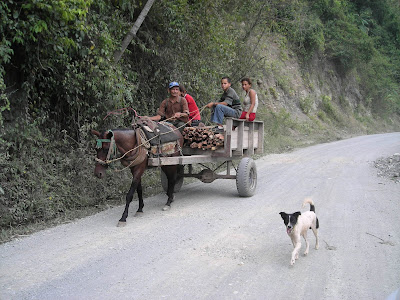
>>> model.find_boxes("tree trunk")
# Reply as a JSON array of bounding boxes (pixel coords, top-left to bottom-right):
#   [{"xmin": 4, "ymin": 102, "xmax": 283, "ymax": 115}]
[{"xmin": 113, "ymin": 0, "xmax": 156, "ymax": 64}]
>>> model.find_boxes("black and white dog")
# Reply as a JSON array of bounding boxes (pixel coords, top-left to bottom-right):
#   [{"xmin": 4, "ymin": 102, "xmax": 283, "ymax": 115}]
[{"xmin": 279, "ymin": 198, "xmax": 319, "ymax": 265}]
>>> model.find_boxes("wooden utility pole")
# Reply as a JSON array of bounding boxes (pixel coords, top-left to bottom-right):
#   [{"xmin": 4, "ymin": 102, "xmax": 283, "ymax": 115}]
[{"xmin": 113, "ymin": 0, "xmax": 156, "ymax": 64}]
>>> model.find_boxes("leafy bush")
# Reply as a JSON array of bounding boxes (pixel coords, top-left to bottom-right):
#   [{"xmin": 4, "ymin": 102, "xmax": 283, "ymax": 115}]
[
  {"xmin": 321, "ymin": 95, "xmax": 343, "ymax": 123},
  {"xmin": 300, "ymin": 96, "xmax": 314, "ymax": 114},
  {"xmin": 317, "ymin": 110, "xmax": 328, "ymax": 122},
  {"xmin": 324, "ymin": 19, "xmax": 374, "ymax": 71}
]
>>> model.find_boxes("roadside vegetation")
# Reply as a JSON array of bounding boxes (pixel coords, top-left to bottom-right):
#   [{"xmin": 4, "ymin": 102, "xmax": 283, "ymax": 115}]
[{"xmin": 1, "ymin": 0, "xmax": 400, "ymax": 242}]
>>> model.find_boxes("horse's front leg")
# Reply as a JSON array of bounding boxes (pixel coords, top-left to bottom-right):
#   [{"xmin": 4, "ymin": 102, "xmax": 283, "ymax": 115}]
[
  {"xmin": 136, "ymin": 179, "xmax": 144, "ymax": 213},
  {"xmin": 118, "ymin": 180, "xmax": 138, "ymax": 227},
  {"xmin": 118, "ymin": 163, "xmax": 147, "ymax": 226},
  {"xmin": 162, "ymin": 166, "xmax": 177, "ymax": 211}
]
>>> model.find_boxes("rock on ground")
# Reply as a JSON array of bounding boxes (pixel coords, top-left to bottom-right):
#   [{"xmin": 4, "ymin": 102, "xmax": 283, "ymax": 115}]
[{"xmin": 374, "ymin": 153, "xmax": 400, "ymax": 183}]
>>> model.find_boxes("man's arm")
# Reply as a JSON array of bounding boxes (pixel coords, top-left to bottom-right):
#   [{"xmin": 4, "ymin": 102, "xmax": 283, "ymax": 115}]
[{"xmin": 149, "ymin": 115, "xmax": 162, "ymax": 121}]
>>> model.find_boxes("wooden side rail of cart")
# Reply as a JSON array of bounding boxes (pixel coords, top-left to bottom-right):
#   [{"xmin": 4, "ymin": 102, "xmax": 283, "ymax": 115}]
[
  {"xmin": 148, "ymin": 118, "xmax": 264, "ymax": 166},
  {"xmin": 147, "ymin": 118, "xmax": 264, "ymax": 197}
]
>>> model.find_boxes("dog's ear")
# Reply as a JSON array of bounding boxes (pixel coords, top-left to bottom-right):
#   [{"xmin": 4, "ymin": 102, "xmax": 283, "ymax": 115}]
[
  {"xmin": 294, "ymin": 211, "xmax": 301, "ymax": 216},
  {"xmin": 279, "ymin": 212, "xmax": 288, "ymax": 221}
]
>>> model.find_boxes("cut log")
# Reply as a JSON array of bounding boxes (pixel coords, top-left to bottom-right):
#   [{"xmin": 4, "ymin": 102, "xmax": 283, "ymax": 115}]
[{"xmin": 182, "ymin": 127, "xmax": 225, "ymax": 150}]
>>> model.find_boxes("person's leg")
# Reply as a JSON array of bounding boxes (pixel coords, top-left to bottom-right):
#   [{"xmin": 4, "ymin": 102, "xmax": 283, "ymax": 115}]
[
  {"xmin": 211, "ymin": 105, "xmax": 236, "ymax": 124},
  {"xmin": 210, "ymin": 106, "xmax": 223, "ymax": 124},
  {"xmin": 220, "ymin": 105, "xmax": 238, "ymax": 118},
  {"xmin": 249, "ymin": 113, "xmax": 256, "ymax": 121},
  {"xmin": 239, "ymin": 111, "xmax": 247, "ymax": 119},
  {"xmin": 171, "ymin": 120, "xmax": 186, "ymax": 133}
]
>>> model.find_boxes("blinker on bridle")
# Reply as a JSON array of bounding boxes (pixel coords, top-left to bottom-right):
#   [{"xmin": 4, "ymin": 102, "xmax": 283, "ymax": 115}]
[
  {"xmin": 95, "ymin": 130, "xmax": 117, "ymax": 165},
  {"xmin": 96, "ymin": 138, "xmax": 112, "ymax": 149}
]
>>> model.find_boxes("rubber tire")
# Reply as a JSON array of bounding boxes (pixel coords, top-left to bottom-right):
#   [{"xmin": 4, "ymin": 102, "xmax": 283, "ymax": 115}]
[
  {"xmin": 236, "ymin": 157, "xmax": 257, "ymax": 197},
  {"xmin": 161, "ymin": 165, "xmax": 184, "ymax": 193}
]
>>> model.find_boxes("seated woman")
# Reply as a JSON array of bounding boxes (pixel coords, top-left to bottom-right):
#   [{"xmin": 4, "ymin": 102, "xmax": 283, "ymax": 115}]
[{"xmin": 240, "ymin": 77, "xmax": 258, "ymax": 121}]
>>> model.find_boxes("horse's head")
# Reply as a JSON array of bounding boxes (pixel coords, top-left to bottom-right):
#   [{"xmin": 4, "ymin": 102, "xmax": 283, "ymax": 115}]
[{"xmin": 91, "ymin": 129, "xmax": 113, "ymax": 179}]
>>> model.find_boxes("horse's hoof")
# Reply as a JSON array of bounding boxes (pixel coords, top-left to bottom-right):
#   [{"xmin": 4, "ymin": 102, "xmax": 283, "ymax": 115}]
[
  {"xmin": 117, "ymin": 221, "xmax": 126, "ymax": 227},
  {"xmin": 162, "ymin": 205, "xmax": 171, "ymax": 211},
  {"xmin": 134, "ymin": 211, "xmax": 143, "ymax": 217}
]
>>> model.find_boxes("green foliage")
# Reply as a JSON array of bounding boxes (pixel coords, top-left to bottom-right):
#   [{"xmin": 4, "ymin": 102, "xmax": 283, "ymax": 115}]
[
  {"xmin": 265, "ymin": 109, "xmax": 297, "ymax": 137},
  {"xmin": 299, "ymin": 96, "xmax": 314, "ymax": 114},
  {"xmin": 269, "ymin": 87, "xmax": 278, "ymax": 100},
  {"xmin": 317, "ymin": 110, "xmax": 328, "ymax": 122},
  {"xmin": 324, "ymin": 19, "xmax": 374, "ymax": 71},
  {"xmin": 0, "ymin": 122, "xmax": 133, "ymax": 228},
  {"xmin": 321, "ymin": 95, "xmax": 343, "ymax": 123},
  {"xmin": 309, "ymin": 114, "xmax": 325, "ymax": 130},
  {"xmin": 0, "ymin": 77, "xmax": 9, "ymax": 126},
  {"xmin": 278, "ymin": 2, "xmax": 326, "ymax": 57},
  {"xmin": 357, "ymin": 52, "xmax": 400, "ymax": 115}
]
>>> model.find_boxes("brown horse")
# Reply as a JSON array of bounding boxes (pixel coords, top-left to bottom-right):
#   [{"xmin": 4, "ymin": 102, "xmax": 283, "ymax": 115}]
[{"xmin": 91, "ymin": 127, "xmax": 184, "ymax": 226}]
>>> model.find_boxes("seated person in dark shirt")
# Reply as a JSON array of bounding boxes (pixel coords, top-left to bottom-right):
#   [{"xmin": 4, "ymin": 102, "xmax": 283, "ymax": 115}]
[{"xmin": 206, "ymin": 76, "xmax": 242, "ymax": 130}]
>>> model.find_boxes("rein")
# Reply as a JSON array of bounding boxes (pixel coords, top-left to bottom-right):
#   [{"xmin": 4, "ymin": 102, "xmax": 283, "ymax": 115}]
[
  {"xmin": 94, "ymin": 105, "xmax": 207, "ymax": 170},
  {"xmin": 94, "ymin": 129, "xmax": 150, "ymax": 171},
  {"xmin": 118, "ymin": 128, "xmax": 149, "ymax": 171}
]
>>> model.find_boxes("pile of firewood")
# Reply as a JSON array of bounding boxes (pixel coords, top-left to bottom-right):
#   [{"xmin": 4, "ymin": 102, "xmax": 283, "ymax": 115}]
[{"xmin": 182, "ymin": 127, "xmax": 224, "ymax": 150}]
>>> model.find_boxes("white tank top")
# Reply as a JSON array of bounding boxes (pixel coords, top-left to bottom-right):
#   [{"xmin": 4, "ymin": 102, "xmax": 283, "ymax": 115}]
[{"xmin": 243, "ymin": 90, "xmax": 258, "ymax": 113}]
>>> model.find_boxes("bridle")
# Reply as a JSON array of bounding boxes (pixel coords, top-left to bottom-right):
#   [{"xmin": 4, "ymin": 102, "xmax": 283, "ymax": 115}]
[
  {"xmin": 95, "ymin": 130, "xmax": 117, "ymax": 166},
  {"xmin": 94, "ymin": 129, "xmax": 149, "ymax": 169}
]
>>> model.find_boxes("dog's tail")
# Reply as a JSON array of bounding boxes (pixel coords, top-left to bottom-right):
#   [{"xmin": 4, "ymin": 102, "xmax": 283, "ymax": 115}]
[
  {"xmin": 302, "ymin": 197, "xmax": 315, "ymax": 212},
  {"xmin": 303, "ymin": 198, "xmax": 319, "ymax": 229}
]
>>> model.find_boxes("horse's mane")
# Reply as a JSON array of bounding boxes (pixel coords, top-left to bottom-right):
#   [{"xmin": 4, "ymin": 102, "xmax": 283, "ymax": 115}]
[
  {"xmin": 112, "ymin": 128, "xmax": 133, "ymax": 132},
  {"xmin": 99, "ymin": 128, "xmax": 134, "ymax": 135}
]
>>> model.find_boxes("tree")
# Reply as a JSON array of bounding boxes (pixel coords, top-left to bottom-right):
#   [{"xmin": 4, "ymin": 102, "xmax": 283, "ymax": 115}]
[{"xmin": 113, "ymin": 0, "xmax": 156, "ymax": 64}]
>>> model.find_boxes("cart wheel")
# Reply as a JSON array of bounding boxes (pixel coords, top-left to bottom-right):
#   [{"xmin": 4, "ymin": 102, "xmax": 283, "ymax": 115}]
[
  {"xmin": 161, "ymin": 165, "xmax": 184, "ymax": 193},
  {"xmin": 236, "ymin": 157, "xmax": 257, "ymax": 197}
]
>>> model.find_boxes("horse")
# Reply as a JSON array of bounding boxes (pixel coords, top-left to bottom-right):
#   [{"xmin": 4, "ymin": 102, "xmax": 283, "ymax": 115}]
[{"xmin": 91, "ymin": 125, "xmax": 184, "ymax": 227}]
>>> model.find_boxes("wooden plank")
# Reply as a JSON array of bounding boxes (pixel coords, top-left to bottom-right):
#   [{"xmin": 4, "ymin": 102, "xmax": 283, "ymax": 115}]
[
  {"xmin": 256, "ymin": 121, "xmax": 264, "ymax": 154},
  {"xmin": 148, "ymin": 154, "xmax": 235, "ymax": 166},
  {"xmin": 230, "ymin": 121, "xmax": 262, "ymax": 150},
  {"xmin": 224, "ymin": 119, "xmax": 233, "ymax": 157},
  {"xmin": 236, "ymin": 120, "xmax": 244, "ymax": 155},
  {"xmin": 247, "ymin": 122, "xmax": 254, "ymax": 155}
]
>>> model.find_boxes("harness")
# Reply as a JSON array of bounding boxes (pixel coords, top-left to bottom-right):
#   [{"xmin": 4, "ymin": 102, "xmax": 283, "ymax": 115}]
[
  {"xmin": 95, "ymin": 130, "xmax": 117, "ymax": 165},
  {"xmin": 94, "ymin": 129, "xmax": 149, "ymax": 168}
]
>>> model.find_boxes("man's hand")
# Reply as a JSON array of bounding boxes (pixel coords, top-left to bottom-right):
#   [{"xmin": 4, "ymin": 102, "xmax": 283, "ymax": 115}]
[
  {"xmin": 173, "ymin": 112, "xmax": 185, "ymax": 119},
  {"xmin": 206, "ymin": 102, "xmax": 216, "ymax": 108}
]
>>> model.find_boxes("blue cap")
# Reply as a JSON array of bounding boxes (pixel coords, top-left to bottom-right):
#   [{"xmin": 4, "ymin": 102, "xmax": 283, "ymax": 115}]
[{"xmin": 169, "ymin": 81, "xmax": 179, "ymax": 89}]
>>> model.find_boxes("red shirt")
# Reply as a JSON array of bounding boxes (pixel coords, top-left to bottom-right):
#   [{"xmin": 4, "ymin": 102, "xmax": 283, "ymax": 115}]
[{"xmin": 184, "ymin": 94, "xmax": 201, "ymax": 121}]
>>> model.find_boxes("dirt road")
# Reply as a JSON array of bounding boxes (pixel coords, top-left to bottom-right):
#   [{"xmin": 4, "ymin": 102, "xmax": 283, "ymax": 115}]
[{"xmin": 1, "ymin": 133, "xmax": 399, "ymax": 300}]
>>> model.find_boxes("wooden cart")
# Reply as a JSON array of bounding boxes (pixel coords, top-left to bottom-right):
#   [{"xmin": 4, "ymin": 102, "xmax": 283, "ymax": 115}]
[{"xmin": 147, "ymin": 118, "xmax": 264, "ymax": 197}]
